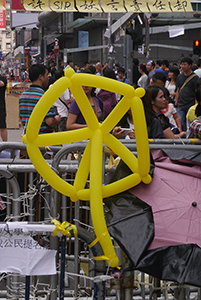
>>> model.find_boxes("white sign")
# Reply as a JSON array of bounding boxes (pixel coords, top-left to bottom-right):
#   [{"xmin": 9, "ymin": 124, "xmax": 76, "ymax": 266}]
[
  {"xmin": 0, "ymin": 223, "xmax": 57, "ymax": 276},
  {"xmin": 169, "ymin": 26, "xmax": 184, "ymax": 38}
]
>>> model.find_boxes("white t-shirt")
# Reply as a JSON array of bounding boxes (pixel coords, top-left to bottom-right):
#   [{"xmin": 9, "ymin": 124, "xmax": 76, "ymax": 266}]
[
  {"xmin": 194, "ymin": 69, "xmax": 201, "ymax": 78},
  {"xmin": 165, "ymin": 81, "xmax": 176, "ymax": 102},
  {"xmin": 137, "ymin": 74, "xmax": 148, "ymax": 88},
  {"xmin": 161, "ymin": 103, "xmax": 177, "ymax": 127},
  {"xmin": 50, "ymin": 85, "xmax": 70, "ymax": 118}
]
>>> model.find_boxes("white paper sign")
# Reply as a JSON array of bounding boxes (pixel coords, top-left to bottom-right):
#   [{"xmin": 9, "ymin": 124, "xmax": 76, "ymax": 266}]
[
  {"xmin": 0, "ymin": 224, "xmax": 57, "ymax": 276},
  {"xmin": 104, "ymin": 28, "xmax": 111, "ymax": 38},
  {"xmin": 169, "ymin": 26, "xmax": 184, "ymax": 38}
]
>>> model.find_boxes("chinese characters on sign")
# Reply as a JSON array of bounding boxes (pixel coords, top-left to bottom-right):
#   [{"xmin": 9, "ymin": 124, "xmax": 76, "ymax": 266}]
[
  {"xmin": 101, "ymin": 0, "xmax": 126, "ymax": 12},
  {"xmin": 148, "ymin": 0, "xmax": 171, "ymax": 12},
  {"xmin": 23, "ymin": 0, "xmax": 51, "ymax": 11},
  {"xmin": 0, "ymin": 224, "xmax": 57, "ymax": 276},
  {"xmin": 125, "ymin": 0, "xmax": 149, "ymax": 12},
  {"xmin": 76, "ymin": 0, "xmax": 101, "ymax": 12},
  {"xmin": 170, "ymin": 0, "xmax": 192, "ymax": 12},
  {"xmin": 13, "ymin": 0, "xmax": 193, "ymax": 11}
]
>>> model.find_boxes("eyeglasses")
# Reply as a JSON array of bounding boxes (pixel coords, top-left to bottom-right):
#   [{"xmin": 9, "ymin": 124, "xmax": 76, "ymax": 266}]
[{"xmin": 148, "ymin": 60, "xmax": 153, "ymax": 63}]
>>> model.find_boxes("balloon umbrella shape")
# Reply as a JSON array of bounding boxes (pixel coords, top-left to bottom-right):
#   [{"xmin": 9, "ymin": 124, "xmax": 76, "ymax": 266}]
[
  {"xmin": 129, "ymin": 149, "xmax": 201, "ymax": 286},
  {"xmin": 105, "ymin": 149, "xmax": 201, "ymax": 286}
]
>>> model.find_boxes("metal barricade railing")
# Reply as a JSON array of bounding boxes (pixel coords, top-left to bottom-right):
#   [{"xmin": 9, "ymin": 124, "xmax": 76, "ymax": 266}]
[{"xmin": 0, "ymin": 140, "xmax": 201, "ymax": 299}]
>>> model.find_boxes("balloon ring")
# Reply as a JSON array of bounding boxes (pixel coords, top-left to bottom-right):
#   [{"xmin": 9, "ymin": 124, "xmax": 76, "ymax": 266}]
[{"xmin": 23, "ymin": 67, "xmax": 151, "ymax": 268}]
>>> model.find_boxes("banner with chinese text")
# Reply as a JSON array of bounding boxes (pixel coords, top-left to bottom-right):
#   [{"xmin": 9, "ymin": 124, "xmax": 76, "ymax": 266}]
[
  {"xmin": 124, "ymin": 0, "xmax": 149, "ymax": 12},
  {"xmin": 23, "ymin": 0, "xmax": 51, "ymax": 11},
  {"xmin": 1, "ymin": 0, "xmax": 194, "ymax": 12},
  {"xmin": 148, "ymin": 0, "xmax": 171, "ymax": 12}
]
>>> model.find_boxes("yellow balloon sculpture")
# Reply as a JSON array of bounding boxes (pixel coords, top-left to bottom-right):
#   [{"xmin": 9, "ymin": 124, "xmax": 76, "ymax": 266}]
[{"xmin": 23, "ymin": 67, "xmax": 151, "ymax": 268}]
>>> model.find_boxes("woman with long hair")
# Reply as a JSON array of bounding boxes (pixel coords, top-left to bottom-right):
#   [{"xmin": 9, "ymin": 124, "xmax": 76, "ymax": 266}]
[
  {"xmin": 137, "ymin": 64, "xmax": 148, "ymax": 89},
  {"xmin": 165, "ymin": 66, "xmax": 180, "ymax": 103},
  {"xmin": 143, "ymin": 85, "xmax": 186, "ymax": 139}
]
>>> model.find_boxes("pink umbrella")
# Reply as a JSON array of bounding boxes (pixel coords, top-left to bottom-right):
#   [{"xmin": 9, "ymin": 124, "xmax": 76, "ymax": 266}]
[{"xmin": 129, "ymin": 149, "xmax": 201, "ymax": 250}]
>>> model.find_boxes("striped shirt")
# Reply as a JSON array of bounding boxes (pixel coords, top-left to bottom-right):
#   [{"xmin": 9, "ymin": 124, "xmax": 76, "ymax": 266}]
[{"xmin": 19, "ymin": 85, "xmax": 56, "ymax": 134}]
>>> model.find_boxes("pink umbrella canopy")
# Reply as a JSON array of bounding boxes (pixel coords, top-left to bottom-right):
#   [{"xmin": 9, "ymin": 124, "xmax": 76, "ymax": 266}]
[{"xmin": 129, "ymin": 149, "xmax": 201, "ymax": 250}]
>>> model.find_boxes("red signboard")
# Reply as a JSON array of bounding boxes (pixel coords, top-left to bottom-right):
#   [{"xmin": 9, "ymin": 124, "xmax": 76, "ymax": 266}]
[
  {"xmin": 54, "ymin": 39, "xmax": 59, "ymax": 55},
  {"xmin": 12, "ymin": 0, "xmax": 25, "ymax": 10},
  {"xmin": 0, "ymin": 0, "xmax": 5, "ymax": 30}
]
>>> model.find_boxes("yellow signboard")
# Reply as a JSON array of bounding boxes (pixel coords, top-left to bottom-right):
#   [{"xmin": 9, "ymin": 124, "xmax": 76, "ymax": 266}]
[
  {"xmin": 170, "ymin": 0, "xmax": 193, "ymax": 12},
  {"xmin": 148, "ymin": 0, "xmax": 171, "ymax": 12},
  {"xmin": 23, "ymin": 0, "xmax": 51, "ymax": 11},
  {"xmin": 76, "ymin": 0, "xmax": 102, "ymax": 12},
  {"xmin": 125, "ymin": 0, "xmax": 149, "ymax": 12},
  {"xmin": 101, "ymin": 0, "xmax": 126, "ymax": 12},
  {"xmin": 50, "ymin": 0, "xmax": 77, "ymax": 11}
]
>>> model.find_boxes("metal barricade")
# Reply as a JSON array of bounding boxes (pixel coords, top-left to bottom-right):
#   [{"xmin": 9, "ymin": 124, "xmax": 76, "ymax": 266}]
[{"xmin": 0, "ymin": 140, "xmax": 201, "ymax": 299}]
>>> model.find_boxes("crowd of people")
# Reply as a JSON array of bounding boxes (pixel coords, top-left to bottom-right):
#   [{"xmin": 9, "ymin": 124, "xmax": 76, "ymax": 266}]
[{"xmin": 3, "ymin": 56, "xmax": 200, "ymax": 143}]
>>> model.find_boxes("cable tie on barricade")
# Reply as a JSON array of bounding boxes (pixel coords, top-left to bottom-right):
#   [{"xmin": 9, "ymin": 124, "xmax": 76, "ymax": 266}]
[
  {"xmin": 88, "ymin": 229, "xmax": 108, "ymax": 248},
  {"xmin": 104, "ymin": 147, "xmax": 120, "ymax": 169},
  {"xmin": 51, "ymin": 219, "xmax": 78, "ymax": 237},
  {"xmin": 45, "ymin": 146, "xmax": 52, "ymax": 152}
]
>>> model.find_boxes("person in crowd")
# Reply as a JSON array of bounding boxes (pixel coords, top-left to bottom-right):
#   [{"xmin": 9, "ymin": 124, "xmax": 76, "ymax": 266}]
[
  {"xmin": 97, "ymin": 68, "xmax": 117, "ymax": 120},
  {"xmin": 67, "ymin": 60, "xmax": 73, "ymax": 69},
  {"xmin": 82, "ymin": 62, "xmax": 90, "ymax": 70},
  {"xmin": 175, "ymin": 57, "xmax": 199, "ymax": 131},
  {"xmin": 155, "ymin": 60, "xmax": 162, "ymax": 69},
  {"xmin": 143, "ymin": 85, "xmax": 186, "ymax": 139},
  {"xmin": 165, "ymin": 66, "xmax": 180, "ymax": 103},
  {"xmin": 67, "ymin": 70, "xmax": 103, "ymax": 130},
  {"xmin": 74, "ymin": 64, "xmax": 80, "ymax": 73},
  {"xmin": 160, "ymin": 87, "xmax": 182, "ymax": 133},
  {"xmin": 0, "ymin": 72, "xmax": 7, "ymax": 141},
  {"xmin": 194, "ymin": 59, "xmax": 201, "ymax": 78},
  {"xmin": 137, "ymin": 64, "xmax": 148, "ymax": 88},
  {"xmin": 50, "ymin": 62, "xmax": 56, "ymax": 77},
  {"xmin": 132, "ymin": 58, "xmax": 141, "ymax": 86},
  {"xmin": 151, "ymin": 72, "xmax": 166, "ymax": 87},
  {"xmin": 144, "ymin": 60, "xmax": 155, "ymax": 89},
  {"xmin": 51, "ymin": 70, "xmax": 71, "ymax": 132},
  {"xmin": 95, "ymin": 62, "xmax": 103, "ymax": 76},
  {"xmin": 112, "ymin": 103, "xmax": 165, "ymax": 140},
  {"xmin": 88, "ymin": 65, "xmax": 96, "ymax": 74},
  {"xmin": 45, "ymin": 66, "xmax": 56, "ymax": 91},
  {"xmin": 186, "ymin": 78, "xmax": 201, "ymax": 137},
  {"xmin": 117, "ymin": 67, "xmax": 128, "ymax": 83},
  {"xmin": 161, "ymin": 60, "xmax": 169, "ymax": 78},
  {"xmin": 114, "ymin": 62, "xmax": 120, "ymax": 78},
  {"xmin": 19, "ymin": 64, "xmax": 61, "ymax": 134},
  {"xmin": 189, "ymin": 86, "xmax": 201, "ymax": 138}
]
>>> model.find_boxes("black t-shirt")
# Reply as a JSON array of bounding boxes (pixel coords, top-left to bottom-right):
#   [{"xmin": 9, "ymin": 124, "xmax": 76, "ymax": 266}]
[
  {"xmin": 176, "ymin": 72, "xmax": 198, "ymax": 110},
  {"xmin": 0, "ymin": 75, "xmax": 7, "ymax": 110}
]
